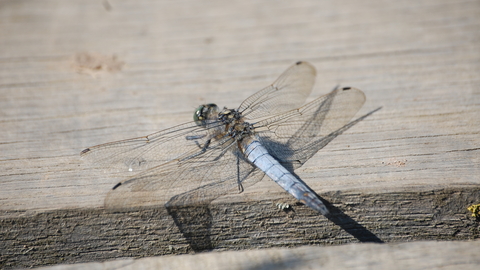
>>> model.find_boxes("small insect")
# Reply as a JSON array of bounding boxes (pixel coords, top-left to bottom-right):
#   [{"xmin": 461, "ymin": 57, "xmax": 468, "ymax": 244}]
[{"xmin": 467, "ymin": 204, "xmax": 480, "ymax": 218}]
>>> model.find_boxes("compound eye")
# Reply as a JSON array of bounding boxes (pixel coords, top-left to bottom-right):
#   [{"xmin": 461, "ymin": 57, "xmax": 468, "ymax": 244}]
[{"xmin": 193, "ymin": 105, "xmax": 205, "ymax": 123}]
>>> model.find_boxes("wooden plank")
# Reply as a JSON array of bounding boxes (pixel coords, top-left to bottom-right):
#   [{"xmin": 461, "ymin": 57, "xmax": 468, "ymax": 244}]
[
  {"xmin": 34, "ymin": 240, "xmax": 480, "ymax": 270},
  {"xmin": 2, "ymin": 188, "xmax": 480, "ymax": 268},
  {"xmin": 1, "ymin": 0, "xmax": 479, "ymax": 268}
]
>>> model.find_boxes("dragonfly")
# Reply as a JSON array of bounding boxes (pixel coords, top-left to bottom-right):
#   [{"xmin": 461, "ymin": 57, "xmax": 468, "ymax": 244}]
[{"xmin": 81, "ymin": 61, "xmax": 366, "ymax": 216}]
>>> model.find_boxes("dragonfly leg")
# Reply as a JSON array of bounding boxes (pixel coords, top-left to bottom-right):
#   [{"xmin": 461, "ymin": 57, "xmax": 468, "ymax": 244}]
[
  {"xmin": 179, "ymin": 139, "xmax": 212, "ymax": 161},
  {"xmin": 189, "ymin": 137, "xmax": 211, "ymax": 151},
  {"xmin": 236, "ymin": 155, "xmax": 244, "ymax": 193}
]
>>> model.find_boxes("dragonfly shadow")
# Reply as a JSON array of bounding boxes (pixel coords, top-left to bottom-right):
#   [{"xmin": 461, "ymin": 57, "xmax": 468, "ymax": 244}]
[
  {"xmin": 322, "ymin": 200, "xmax": 384, "ymax": 243},
  {"xmin": 166, "ymin": 204, "xmax": 214, "ymax": 252}
]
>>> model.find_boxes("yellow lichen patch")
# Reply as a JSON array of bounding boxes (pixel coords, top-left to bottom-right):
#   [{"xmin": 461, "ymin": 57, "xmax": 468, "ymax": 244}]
[{"xmin": 467, "ymin": 204, "xmax": 480, "ymax": 218}]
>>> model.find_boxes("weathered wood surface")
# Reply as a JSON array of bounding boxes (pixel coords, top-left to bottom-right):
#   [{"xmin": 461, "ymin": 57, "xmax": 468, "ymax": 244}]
[
  {"xmin": 0, "ymin": 0, "xmax": 479, "ymax": 269},
  {"xmin": 35, "ymin": 240, "xmax": 480, "ymax": 270}
]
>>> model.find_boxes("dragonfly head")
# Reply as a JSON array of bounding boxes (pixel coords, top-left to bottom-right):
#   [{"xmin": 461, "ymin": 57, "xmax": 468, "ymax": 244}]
[{"xmin": 194, "ymin": 103, "xmax": 219, "ymax": 126}]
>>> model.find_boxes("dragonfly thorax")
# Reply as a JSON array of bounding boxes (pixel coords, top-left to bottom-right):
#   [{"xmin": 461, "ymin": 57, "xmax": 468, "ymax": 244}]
[
  {"xmin": 194, "ymin": 104, "xmax": 254, "ymax": 141},
  {"xmin": 219, "ymin": 107, "xmax": 254, "ymax": 141}
]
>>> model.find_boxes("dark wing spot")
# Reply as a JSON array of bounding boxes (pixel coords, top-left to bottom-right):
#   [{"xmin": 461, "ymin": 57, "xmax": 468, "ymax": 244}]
[
  {"xmin": 80, "ymin": 148, "xmax": 91, "ymax": 155},
  {"xmin": 296, "ymin": 61, "xmax": 303, "ymax": 65},
  {"xmin": 342, "ymin": 87, "xmax": 352, "ymax": 90},
  {"xmin": 112, "ymin": 182, "xmax": 122, "ymax": 190}
]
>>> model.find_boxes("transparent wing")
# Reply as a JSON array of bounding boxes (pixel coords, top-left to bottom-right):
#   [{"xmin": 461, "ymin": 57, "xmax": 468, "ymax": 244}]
[
  {"xmin": 238, "ymin": 61, "xmax": 316, "ymax": 120},
  {"xmin": 81, "ymin": 61, "xmax": 314, "ymax": 174},
  {"xmin": 253, "ymin": 87, "xmax": 366, "ymax": 170},
  {"xmin": 104, "ymin": 135, "xmax": 265, "ymax": 209},
  {"xmin": 80, "ymin": 120, "xmax": 224, "ymax": 174}
]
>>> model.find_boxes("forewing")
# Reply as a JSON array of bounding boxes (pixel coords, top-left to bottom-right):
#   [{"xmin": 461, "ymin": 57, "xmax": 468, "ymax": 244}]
[
  {"xmin": 80, "ymin": 121, "xmax": 223, "ymax": 174},
  {"xmin": 253, "ymin": 87, "xmax": 366, "ymax": 169},
  {"xmin": 104, "ymin": 135, "xmax": 265, "ymax": 209},
  {"xmin": 238, "ymin": 61, "xmax": 316, "ymax": 120}
]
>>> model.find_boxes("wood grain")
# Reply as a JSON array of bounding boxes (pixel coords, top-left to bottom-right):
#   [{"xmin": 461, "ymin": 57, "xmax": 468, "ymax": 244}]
[{"xmin": 0, "ymin": 0, "xmax": 479, "ymax": 268}]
